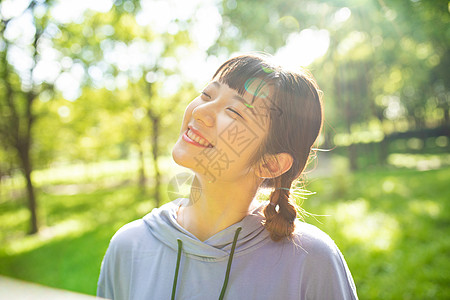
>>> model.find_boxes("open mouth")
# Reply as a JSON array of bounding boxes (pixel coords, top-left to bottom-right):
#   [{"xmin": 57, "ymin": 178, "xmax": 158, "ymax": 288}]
[{"xmin": 182, "ymin": 128, "xmax": 213, "ymax": 148}]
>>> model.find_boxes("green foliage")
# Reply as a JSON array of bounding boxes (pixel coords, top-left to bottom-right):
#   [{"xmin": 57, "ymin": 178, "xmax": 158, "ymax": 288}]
[
  {"xmin": 216, "ymin": 0, "xmax": 449, "ymax": 141},
  {"xmin": 302, "ymin": 166, "xmax": 450, "ymax": 299},
  {"xmin": 215, "ymin": 0, "xmax": 336, "ymax": 54}
]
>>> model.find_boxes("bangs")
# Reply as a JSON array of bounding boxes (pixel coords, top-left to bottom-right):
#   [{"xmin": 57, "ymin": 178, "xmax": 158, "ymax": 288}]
[{"xmin": 212, "ymin": 55, "xmax": 280, "ymax": 103}]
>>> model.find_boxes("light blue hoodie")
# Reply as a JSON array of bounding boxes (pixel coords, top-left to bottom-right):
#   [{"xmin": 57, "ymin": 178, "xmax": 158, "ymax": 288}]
[{"xmin": 97, "ymin": 199, "xmax": 358, "ymax": 300}]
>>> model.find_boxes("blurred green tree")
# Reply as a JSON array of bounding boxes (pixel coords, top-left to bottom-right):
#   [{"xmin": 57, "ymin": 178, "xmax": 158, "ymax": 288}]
[
  {"xmin": 214, "ymin": 0, "xmax": 449, "ymax": 169},
  {"xmin": 53, "ymin": 5, "xmax": 196, "ymax": 205},
  {"xmin": 0, "ymin": 0, "xmax": 198, "ymax": 232},
  {"xmin": 0, "ymin": 0, "xmax": 56, "ymax": 233}
]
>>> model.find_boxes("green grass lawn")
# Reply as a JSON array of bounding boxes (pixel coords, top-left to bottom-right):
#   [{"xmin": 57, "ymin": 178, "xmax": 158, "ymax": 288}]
[
  {"xmin": 0, "ymin": 166, "xmax": 449, "ymax": 299},
  {"xmin": 301, "ymin": 166, "xmax": 450, "ymax": 300},
  {"xmin": 0, "ymin": 184, "xmax": 159, "ymax": 295}
]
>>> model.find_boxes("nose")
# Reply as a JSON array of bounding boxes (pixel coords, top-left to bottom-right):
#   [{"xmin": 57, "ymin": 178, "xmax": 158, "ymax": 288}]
[{"xmin": 192, "ymin": 101, "xmax": 215, "ymax": 127}]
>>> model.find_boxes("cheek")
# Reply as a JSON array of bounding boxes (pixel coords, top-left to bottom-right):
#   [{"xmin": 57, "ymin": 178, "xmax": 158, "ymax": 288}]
[{"xmin": 180, "ymin": 99, "xmax": 200, "ymax": 130}]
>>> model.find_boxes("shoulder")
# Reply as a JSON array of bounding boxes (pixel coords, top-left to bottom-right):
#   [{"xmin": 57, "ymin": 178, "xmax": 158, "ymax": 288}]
[
  {"xmin": 108, "ymin": 219, "xmax": 151, "ymax": 252},
  {"xmin": 292, "ymin": 221, "xmax": 341, "ymax": 257},
  {"xmin": 108, "ymin": 199, "xmax": 180, "ymax": 246},
  {"xmin": 291, "ymin": 221, "xmax": 358, "ymax": 299},
  {"xmin": 98, "ymin": 219, "xmax": 151, "ymax": 299},
  {"xmin": 291, "ymin": 221, "xmax": 349, "ymax": 271}
]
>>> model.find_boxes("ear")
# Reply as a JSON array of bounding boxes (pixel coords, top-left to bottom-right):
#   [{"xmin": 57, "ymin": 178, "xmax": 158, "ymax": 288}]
[{"xmin": 254, "ymin": 153, "xmax": 293, "ymax": 179}]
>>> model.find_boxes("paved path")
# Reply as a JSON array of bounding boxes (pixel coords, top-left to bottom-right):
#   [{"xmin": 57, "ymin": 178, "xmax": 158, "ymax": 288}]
[{"xmin": 0, "ymin": 276, "xmax": 103, "ymax": 300}]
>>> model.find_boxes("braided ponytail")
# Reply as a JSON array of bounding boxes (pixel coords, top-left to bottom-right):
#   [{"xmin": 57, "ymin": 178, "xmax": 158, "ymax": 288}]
[{"xmin": 263, "ymin": 175, "xmax": 298, "ymax": 241}]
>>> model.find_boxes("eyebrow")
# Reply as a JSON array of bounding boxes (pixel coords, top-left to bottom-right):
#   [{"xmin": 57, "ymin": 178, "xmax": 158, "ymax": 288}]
[{"xmin": 211, "ymin": 81, "xmax": 256, "ymax": 114}]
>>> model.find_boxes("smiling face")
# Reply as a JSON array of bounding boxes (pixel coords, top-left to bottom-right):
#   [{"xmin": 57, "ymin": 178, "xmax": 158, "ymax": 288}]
[{"xmin": 172, "ymin": 79, "xmax": 272, "ymax": 183}]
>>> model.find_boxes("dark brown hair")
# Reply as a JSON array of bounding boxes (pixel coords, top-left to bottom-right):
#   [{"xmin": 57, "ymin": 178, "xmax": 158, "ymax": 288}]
[{"xmin": 213, "ymin": 54, "xmax": 323, "ymax": 242}]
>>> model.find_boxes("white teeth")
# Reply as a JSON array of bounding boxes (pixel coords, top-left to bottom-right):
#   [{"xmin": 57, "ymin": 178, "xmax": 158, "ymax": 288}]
[{"xmin": 187, "ymin": 129, "xmax": 211, "ymax": 147}]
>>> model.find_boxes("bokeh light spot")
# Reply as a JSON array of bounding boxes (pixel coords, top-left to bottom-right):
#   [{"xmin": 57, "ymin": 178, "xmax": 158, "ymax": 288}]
[{"xmin": 332, "ymin": 198, "xmax": 400, "ymax": 252}]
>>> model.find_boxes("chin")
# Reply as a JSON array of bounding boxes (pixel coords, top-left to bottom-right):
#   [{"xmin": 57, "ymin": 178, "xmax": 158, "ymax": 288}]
[
  {"xmin": 171, "ymin": 140, "xmax": 183, "ymax": 166},
  {"xmin": 172, "ymin": 151, "xmax": 183, "ymax": 168},
  {"xmin": 172, "ymin": 139, "xmax": 191, "ymax": 168}
]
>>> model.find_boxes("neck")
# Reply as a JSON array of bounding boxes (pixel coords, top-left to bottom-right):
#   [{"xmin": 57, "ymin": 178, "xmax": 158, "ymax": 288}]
[{"xmin": 177, "ymin": 175, "xmax": 261, "ymax": 241}]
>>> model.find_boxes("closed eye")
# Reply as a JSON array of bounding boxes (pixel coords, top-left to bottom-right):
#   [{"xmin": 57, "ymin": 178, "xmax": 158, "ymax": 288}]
[
  {"xmin": 227, "ymin": 108, "xmax": 243, "ymax": 118},
  {"xmin": 201, "ymin": 91, "xmax": 211, "ymax": 100}
]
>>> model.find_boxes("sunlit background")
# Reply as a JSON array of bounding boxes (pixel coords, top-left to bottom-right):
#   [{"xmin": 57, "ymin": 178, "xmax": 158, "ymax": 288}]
[{"xmin": 0, "ymin": 0, "xmax": 449, "ymax": 299}]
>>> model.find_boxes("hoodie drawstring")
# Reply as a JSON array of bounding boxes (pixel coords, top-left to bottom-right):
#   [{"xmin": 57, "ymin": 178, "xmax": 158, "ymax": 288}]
[
  {"xmin": 170, "ymin": 227, "xmax": 242, "ymax": 300},
  {"xmin": 218, "ymin": 226, "xmax": 242, "ymax": 300},
  {"xmin": 171, "ymin": 239, "xmax": 183, "ymax": 300}
]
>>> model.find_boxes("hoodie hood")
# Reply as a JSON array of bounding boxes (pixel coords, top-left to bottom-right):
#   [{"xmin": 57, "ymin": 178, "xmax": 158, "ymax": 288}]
[{"xmin": 143, "ymin": 199, "xmax": 271, "ymax": 261}]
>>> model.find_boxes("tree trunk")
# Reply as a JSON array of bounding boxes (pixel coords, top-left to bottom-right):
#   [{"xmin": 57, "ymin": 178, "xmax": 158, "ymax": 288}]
[
  {"xmin": 0, "ymin": 1, "xmax": 42, "ymax": 235},
  {"xmin": 137, "ymin": 141, "xmax": 146, "ymax": 193},
  {"xmin": 150, "ymin": 117, "xmax": 161, "ymax": 207},
  {"xmin": 442, "ymin": 104, "xmax": 449, "ymax": 127},
  {"xmin": 345, "ymin": 97, "xmax": 358, "ymax": 171},
  {"xmin": 348, "ymin": 144, "xmax": 358, "ymax": 171},
  {"xmin": 379, "ymin": 137, "xmax": 388, "ymax": 165},
  {"xmin": 18, "ymin": 145, "xmax": 38, "ymax": 234}
]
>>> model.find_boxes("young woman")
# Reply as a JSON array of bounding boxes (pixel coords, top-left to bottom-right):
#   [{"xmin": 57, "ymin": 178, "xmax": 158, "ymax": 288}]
[{"xmin": 97, "ymin": 54, "xmax": 358, "ymax": 300}]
